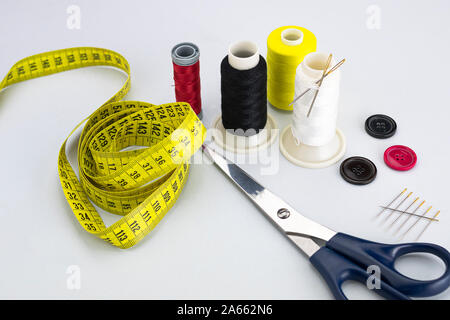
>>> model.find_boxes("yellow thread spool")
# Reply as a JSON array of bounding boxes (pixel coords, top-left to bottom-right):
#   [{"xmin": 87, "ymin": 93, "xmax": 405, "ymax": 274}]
[{"xmin": 267, "ymin": 26, "xmax": 317, "ymax": 110}]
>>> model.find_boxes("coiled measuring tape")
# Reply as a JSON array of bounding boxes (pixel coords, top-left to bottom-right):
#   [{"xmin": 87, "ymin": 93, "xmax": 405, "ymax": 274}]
[{"xmin": 0, "ymin": 47, "xmax": 206, "ymax": 249}]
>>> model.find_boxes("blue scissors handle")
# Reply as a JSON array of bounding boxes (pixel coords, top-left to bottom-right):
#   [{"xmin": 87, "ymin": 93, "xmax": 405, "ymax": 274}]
[
  {"xmin": 311, "ymin": 232, "xmax": 450, "ymax": 299},
  {"xmin": 310, "ymin": 246, "xmax": 410, "ymax": 300}
]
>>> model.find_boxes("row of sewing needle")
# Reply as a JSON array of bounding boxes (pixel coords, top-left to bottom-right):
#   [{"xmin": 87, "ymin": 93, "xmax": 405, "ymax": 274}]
[{"xmin": 375, "ymin": 188, "xmax": 441, "ymax": 240}]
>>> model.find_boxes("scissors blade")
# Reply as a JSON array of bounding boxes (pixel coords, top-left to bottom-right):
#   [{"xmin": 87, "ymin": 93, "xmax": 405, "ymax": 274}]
[{"xmin": 202, "ymin": 145, "xmax": 337, "ymax": 255}]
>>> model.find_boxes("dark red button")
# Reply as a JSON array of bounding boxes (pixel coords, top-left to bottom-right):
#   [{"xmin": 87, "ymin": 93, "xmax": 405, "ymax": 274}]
[{"xmin": 384, "ymin": 145, "xmax": 417, "ymax": 171}]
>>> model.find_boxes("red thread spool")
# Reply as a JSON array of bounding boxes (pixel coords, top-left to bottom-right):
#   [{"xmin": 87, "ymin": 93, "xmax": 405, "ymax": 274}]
[{"xmin": 171, "ymin": 43, "xmax": 202, "ymax": 116}]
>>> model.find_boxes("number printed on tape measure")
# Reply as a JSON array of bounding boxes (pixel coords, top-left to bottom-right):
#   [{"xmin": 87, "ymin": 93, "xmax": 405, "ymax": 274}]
[{"xmin": 0, "ymin": 47, "xmax": 206, "ymax": 248}]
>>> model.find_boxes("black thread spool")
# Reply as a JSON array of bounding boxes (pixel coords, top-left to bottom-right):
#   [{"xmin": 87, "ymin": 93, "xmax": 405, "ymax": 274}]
[
  {"xmin": 221, "ymin": 42, "xmax": 267, "ymax": 135},
  {"xmin": 212, "ymin": 41, "xmax": 277, "ymax": 153}
]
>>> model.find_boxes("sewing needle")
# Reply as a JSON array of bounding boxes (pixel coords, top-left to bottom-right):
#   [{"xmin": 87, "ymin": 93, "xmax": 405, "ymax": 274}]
[
  {"xmin": 386, "ymin": 197, "xmax": 419, "ymax": 231},
  {"xmin": 378, "ymin": 205, "xmax": 437, "ymax": 221},
  {"xmin": 401, "ymin": 206, "xmax": 433, "ymax": 239},
  {"xmin": 415, "ymin": 210, "xmax": 440, "ymax": 241},
  {"xmin": 394, "ymin": 200, "xmax": 426, "ymax": 234},
  {"xmin": 289, "ymin": 59, "xmax": 345, "ymax": 106},
  {"xmin": 375, "ymin": 188, "xmax": 407, "ymax": 219},
  {"xmin": 380, "ymin": 191, "xmax": 413, "ymax": 226},
  {"xmin": 306, "ymin": 53, "xmax": 332, "ymax": 117}
]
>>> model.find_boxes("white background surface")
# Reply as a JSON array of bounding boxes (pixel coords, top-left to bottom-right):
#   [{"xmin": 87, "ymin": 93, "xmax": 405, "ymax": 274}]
[{"xmin": 0, "ymin": 0, "xmax": 449, "ymax": 299}]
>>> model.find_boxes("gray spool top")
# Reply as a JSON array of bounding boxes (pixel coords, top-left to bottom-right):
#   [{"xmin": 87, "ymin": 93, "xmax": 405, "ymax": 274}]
[{"xmin": 171, "ymin": 42, "xmax": 200, "ymax": 66}]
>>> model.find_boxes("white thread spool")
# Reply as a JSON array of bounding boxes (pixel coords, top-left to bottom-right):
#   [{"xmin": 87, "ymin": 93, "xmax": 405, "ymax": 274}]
[
  {"xmin": 212, "ymin": 41, "xmax": 278, "ymax": 153},
  {"xmin": 292, "ymin": 52, "xmax": 340, "ymax": 145},
  {"xmin": 280, "ymin": 52, "xmax": 346, "ymax": 168}
]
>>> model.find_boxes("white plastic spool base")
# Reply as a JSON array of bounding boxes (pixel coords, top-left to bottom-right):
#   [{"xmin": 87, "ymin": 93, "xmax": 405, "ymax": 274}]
[
  {"xmin": 212, "ymin": 115, "xmax": 278, "ymax": 154},
  {"xmin": 280, "ymin": 125, "xmax": 346, "ymax": 168}
]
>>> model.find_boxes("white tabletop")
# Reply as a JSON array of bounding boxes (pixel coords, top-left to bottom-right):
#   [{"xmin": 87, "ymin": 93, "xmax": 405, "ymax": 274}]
[{"xmin": 0, "ymin": 0, "xmax": 449, "ymax": 299}]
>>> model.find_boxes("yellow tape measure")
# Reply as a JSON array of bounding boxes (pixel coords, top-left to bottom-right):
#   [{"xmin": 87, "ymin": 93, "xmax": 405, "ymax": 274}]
[{"xmin": 0, "ymin": 47, "xmax": 206, "ymax": 249}]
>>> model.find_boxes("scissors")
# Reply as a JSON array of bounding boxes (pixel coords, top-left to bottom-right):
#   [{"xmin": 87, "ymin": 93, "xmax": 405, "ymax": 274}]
[{"xmin": 202, "ymin": 145, "xmax": 450, "ymax": 300}]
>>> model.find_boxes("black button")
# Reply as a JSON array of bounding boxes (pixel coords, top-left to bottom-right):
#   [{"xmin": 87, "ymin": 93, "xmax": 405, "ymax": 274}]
[
  {"xmin": 340, "ymin": 156, "xmax": 377, "ymax": 185},
  {"xmin": 365, "ymin": 114, "xmax": 397, "ymax": 139}
]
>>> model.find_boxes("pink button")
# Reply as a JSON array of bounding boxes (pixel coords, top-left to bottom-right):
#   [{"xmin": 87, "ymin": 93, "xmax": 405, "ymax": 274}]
[{"xmin": 384, "ymin": 145, "xmax": 417, "ymax": 171}]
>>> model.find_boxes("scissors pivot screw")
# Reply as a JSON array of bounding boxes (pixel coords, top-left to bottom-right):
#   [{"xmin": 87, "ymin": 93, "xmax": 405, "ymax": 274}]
[{"xmin": 277, "ymin": 208, "xmax": 290, "ymax": 219}]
